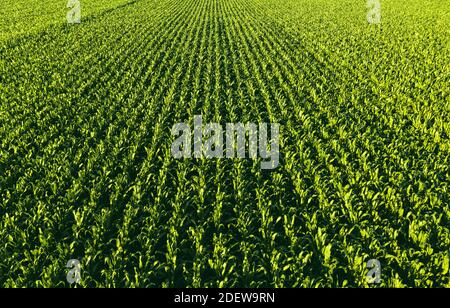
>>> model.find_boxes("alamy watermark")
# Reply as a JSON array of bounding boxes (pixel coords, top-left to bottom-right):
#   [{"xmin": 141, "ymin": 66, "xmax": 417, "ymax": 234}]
[
  {"xmin": 366, "ymin": 259, "xmax": 381, "ymax": 284},
  {"xmin": 171, "ymin": 115, "xmax": 280, "ymax": 170},
  {"xmin": 367, "ymin": 0, "xmax": 381, "ymax": 24},
  {"xmin": 66, "ymin": 259, "xmax": 81, "ymax": 284},
  {"xmin": 67, "ymin": 0, "xmax": 81, "ymax": 24}
]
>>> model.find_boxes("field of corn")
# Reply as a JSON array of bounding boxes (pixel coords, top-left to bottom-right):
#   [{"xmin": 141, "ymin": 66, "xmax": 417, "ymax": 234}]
[{"xmin": 0, "ymin": 0, "xmax": 449, "ymax": 288}]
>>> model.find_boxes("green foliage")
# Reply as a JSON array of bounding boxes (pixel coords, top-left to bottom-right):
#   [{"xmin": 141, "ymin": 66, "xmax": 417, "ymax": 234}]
[{"xmin": 0, "ymin": 0, "xmax": 449, "ymax": 288}]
